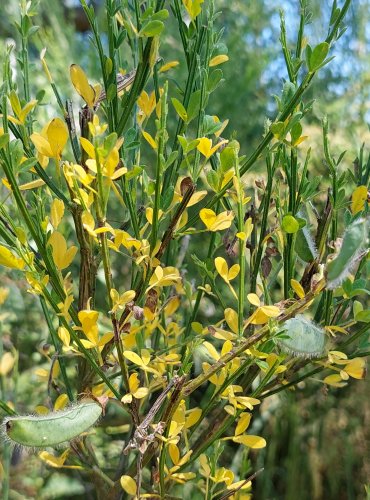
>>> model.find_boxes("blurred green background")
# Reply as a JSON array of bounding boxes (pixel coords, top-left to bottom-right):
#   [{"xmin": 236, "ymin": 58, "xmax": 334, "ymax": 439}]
[{"xmin": 0, "ymin": 1, "xmax": 369, "ymax": 499}]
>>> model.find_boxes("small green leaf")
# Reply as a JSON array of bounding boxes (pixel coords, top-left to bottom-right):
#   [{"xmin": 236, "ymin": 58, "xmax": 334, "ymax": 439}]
[
  {"xmin": 0, "ymin": 133, "xmax": 10, "ymax": 150},
  {"xmin": 203, "ymin": 115, "xmax": 223, "ymax": 135},
  {"xmin": 187, "ymin": 90, "xmax": 201, "ymax": 123},
  {"xmin": 295, "ymin": 227, "xmax": 317, "ymax": 263},
  {"xmin": 290, "ymin": 122, "xmax": 302, "ymax": 144},
  {"xmin": 105, "ymin": 57, "xmax": 113, "ymax": 76},
  {"xmin": 171, "ymin": 98, "xmax": 187, "ymax": 121},
  {"xmin": 207, "ymin": 69, "xmax": 224, "ymax": 93},
  {"xmin": 18, "ymin": 157, "xmax": 38, "ymax": 172},
  {"xmin": 220, "ymin": 145, "xmax": 237, "ymax": 173},
  {"xmin": 282, "ymin": 215, "xmax": 300, "ymax": 233},
  {"xmin": 106, "ymin": 83, "xmax": 117, "ymax": 102},
  {"xmin": 206, "ymin": 170, "xmax": 219, "ymax": 192},
  {"xmin": 139, "ymin": 20, "xmax": 164, "ymax": 37},
  {"xmin": 161, "ymin": 189, "xmax": 174, "ymax": 211},
  {"xmin": 356, "ymin": 310, "xmax": 370, "ymax": 322},
  {"xmin": 151, "ymin": 9, "xmax": 169, "ymax": 21},
  {"xmin": 270, "ymin": 122, "xmax": 285, "ymax": 140},
  {"xmin": 308, "ymin": 42, "xmax": 329, "ymax": 72},
  {"xmin": 125, "ymin": 166, "xmax": 142, "ymax": 181}
]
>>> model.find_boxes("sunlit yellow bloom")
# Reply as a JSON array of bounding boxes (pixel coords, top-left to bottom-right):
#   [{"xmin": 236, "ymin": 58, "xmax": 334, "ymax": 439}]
[
  {"xmin": 31, "ymin": 118, "xmax": 68, "ymax": 161},
  {"xmin": 121, "ymin": 372, "xmax": 149, "ymax": 403},
  {"xmin": 70, "ymin": 64, "xmax": 101, "ymax": 108}
]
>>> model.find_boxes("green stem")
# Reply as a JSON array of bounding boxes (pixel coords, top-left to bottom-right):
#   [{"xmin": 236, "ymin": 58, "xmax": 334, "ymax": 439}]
[
  {"xmin": 40, "ymin": 296, "xmax": 74, "ymax": 402},
  {"xmin": 150, "ymin": 81, "xmax": 168, "ymax": 252}
]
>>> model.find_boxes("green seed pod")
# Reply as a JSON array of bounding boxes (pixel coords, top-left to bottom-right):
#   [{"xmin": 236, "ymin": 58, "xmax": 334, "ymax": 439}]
[
  {"xmin": 2, "ymin": 400, "xmax": 102, "ymax": 448},
  {"xmin": 278, "ymin": 315, "xmax": 326, "ymax": 358},
  {"xmin": 327, "ymin": 218, "xmax": 369, "ymax": 289}
]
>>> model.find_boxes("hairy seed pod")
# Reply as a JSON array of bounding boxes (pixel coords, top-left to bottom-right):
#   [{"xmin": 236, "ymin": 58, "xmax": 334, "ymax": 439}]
[
  {"xmin": 278, "ymin": 315, "xmax": 326, "ymax": 358},
  {"xmin": 2, "ymin": 400, "xmax": 102, "ymax": 448},
  {"xmin": 327, "ymin": 218, "xmax": 369, "ymax": 289}
]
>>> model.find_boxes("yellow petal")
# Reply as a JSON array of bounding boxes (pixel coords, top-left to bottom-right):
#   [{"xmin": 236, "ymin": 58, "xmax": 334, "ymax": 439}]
[
  {"xmin": 46, "ymin": 118, "xmax": 68, "ymax": 158},
  {"xmin": 19, "ymin": 179, "xmax": 45, "ymax": 190},
  {"xmin": 50, "ymin": 199, "xmax": 65, "ymax": 229},
  {"xmin": 232, "ymin": 434, "xmax": 266, "ymax": 449},
  {"xmin": 290, "ymin": 279, "xmax": 305, "ymax": 299},
  {"xmin": 182, "ymin": 190, "xmax": 205, "ymax": 208},
  {"xmin": 54, "ymin": 393, "xmax": 68, "ymax": 411},
  {"xmin": 351, "ymin": 185, "xmax": 368, "ymax": 215},
  {"xmin": 30, "ymin": 133, "xmax": 53, "ymax": 157},
  {"xmin": 70, "ymin": 64, "xmax": 96, "ymax": 107},
  {"xmin": 185, "ymin": 408, "xmax": 202, "ymax": 429},
  {"xmin": 0, "ymin": 245, "xmax": 25, "ymax": 270},
  {"xmin": 123, "ymin": 350, "xmax": 145, "ymax": 367},
  {"xmin": 344, "ymin": 358, "xmax": 366, "ymax": 379},
  {"xmin": 228, "ymin": 264, "xmax": 240, "ymax": 281},
  {"xmin": 142, "ymin": 130, "xmax": 157, "ymax": 149},
  {"xmin": 209, "ymin": 54, "xmax": 229, "ymax": 67},
  {"xmin": 211, "ymin": 211, "xmax": 234, "ymax": 231},
  {"xmin": 247, "ymin": 293, "xmax": 260, "ymax": 307},
  {"xmin": 121, "ymin": 393, "xmax": 133, "ymax": 404},
  {"xmin": 120, "ymin": 475, "xmax": 137, "ymax": 496},
  {"xmin": 39, "ymin": 450, "xmax": 68, "ymax": 468},
  {"xmin": 128, "ymin": 372, "xmax": 140, "ymax": 393},
  {"xmin": 200, "ymin": 208, "xmax": 217, "ymax": 230},
  {"xmin": 225, "ymin": 308, "xmax": 238, "ymax": 334},
  {"xmin": 0, "ymin": 352, "xmax": 15, "ymax": 376},
  {"xmin": 215, "ymin": 257, "xmax": 228, "ymax": 280},
  {"xmin": 168, "ymin": 443, "xmax": 180, "ymax": 465},
  {"xmin": 48, "ymin": 231, "xmax": 76, "ymax": 270},
  {"xmin": 260, "ymin": 305, "xmax": 280, "ymax": 317},
  {"xmin": 80, "ymin": 138, "xmax": 96, "ymax": 160},
  {"xmin": 57, "ymin": 326, "xmax": 70, "ymax": 347},
  {"xmin": 197, "ymin": 137, "xmax": 212, "ymax": 158},
  {"xmin": 235, "ymin": 413, "xmax": 251, "ymax": 436},
  {"xmin": 133, "ymin": 387, "xmax": 149, "ymax": 399},
  {"xmin": 159, "ymin": 60, "xmax": 180, "ymax": 73},
  {"xmin": 203, "ymin": 341, "xmax": 220, "ymax": 361},
  {"xmin": 323, "ymin": 374, "xmax": 346, "ymax": 387}
]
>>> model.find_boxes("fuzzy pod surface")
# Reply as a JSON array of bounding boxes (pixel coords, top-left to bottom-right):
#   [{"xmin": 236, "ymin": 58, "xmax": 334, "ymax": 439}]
[
  {"xmin": 327, "ymin": 218, "xmax": 369, "ymax": 289},
  {"xmin": 278, "ymin": 315, "xmax": 326, "ymax": 358},
  {"xmin": 3, "ymin": 400, "xmax": 102, "ymax": 448}
]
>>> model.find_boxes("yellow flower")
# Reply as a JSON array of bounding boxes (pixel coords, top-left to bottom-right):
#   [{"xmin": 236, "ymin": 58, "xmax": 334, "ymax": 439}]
[
  {"xmin": 159, "ymin": 60, "xmax": 180, "ymax": 73},
  {"xmin": 245, "ymin": 293, "xmax": 280, "ymax": 326},
  {"xmin": 31, "ymin": 118, "xmax": 68, "ymax": 161},
  {"xmin": 200, "ymin": 208, "xmax": 234, "ymax": 231},
  {"xmin": 137, "ymin": 90, "xmax": 157, "ymax": 123},
  {"xmin": 76, "ymin": 309, "xmax": 114, "ymax": 352},
  {"xmin": 0, "ymin": 245, "xmax": 25, "ymax": 270},
  {"xmin": 197, "ymin": 137, "xmax": 228, "ymax": 158},
  {"xmin": 7, "ymin": 90, "xmax": 37, "ymax": 125},
  {"xmin": 121, "ymin": 372, "xmax": 149, "ymax": 403},
  {"xmin": 39, "ymin": 449, "xmax": 82, "ymax": 470},
  {"xmin": 48, "ymin": 231, "xmax": 77, "ymax": 271},
  {"xmin": 80, "ymin": 137, "xmax": 127, "ymax": 180},
  {"xmin": 0, "ymin": 352, "xmax": 15, "ymax": 376},
  {"xmin": 110, "ymin": 288, "xmax": 136, "ymax": 313},
  {"xmin": 351, "ymin": 185, "xmax": 368, "ymax": 215},
  {"xmin": 209, "ymin": 54, "xmax": 229, "ymax": 67},
  {"xmin": 222, "ymin": 411, "xmax": 266, "ymax": 449},
  {"xmin": 215, "ymin": 257, "xmax": 240, "ymax": 299},
  {"xmin": 70, "ymin": 64, "xmax": 101, "ymax": 108},
  {"xmin": 182, "ymin": 0, "xmax": 204, "ymax": 20},
  {"xmin": 147, "ymin": 266, "xmax": 182, "ymax": 292}
]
